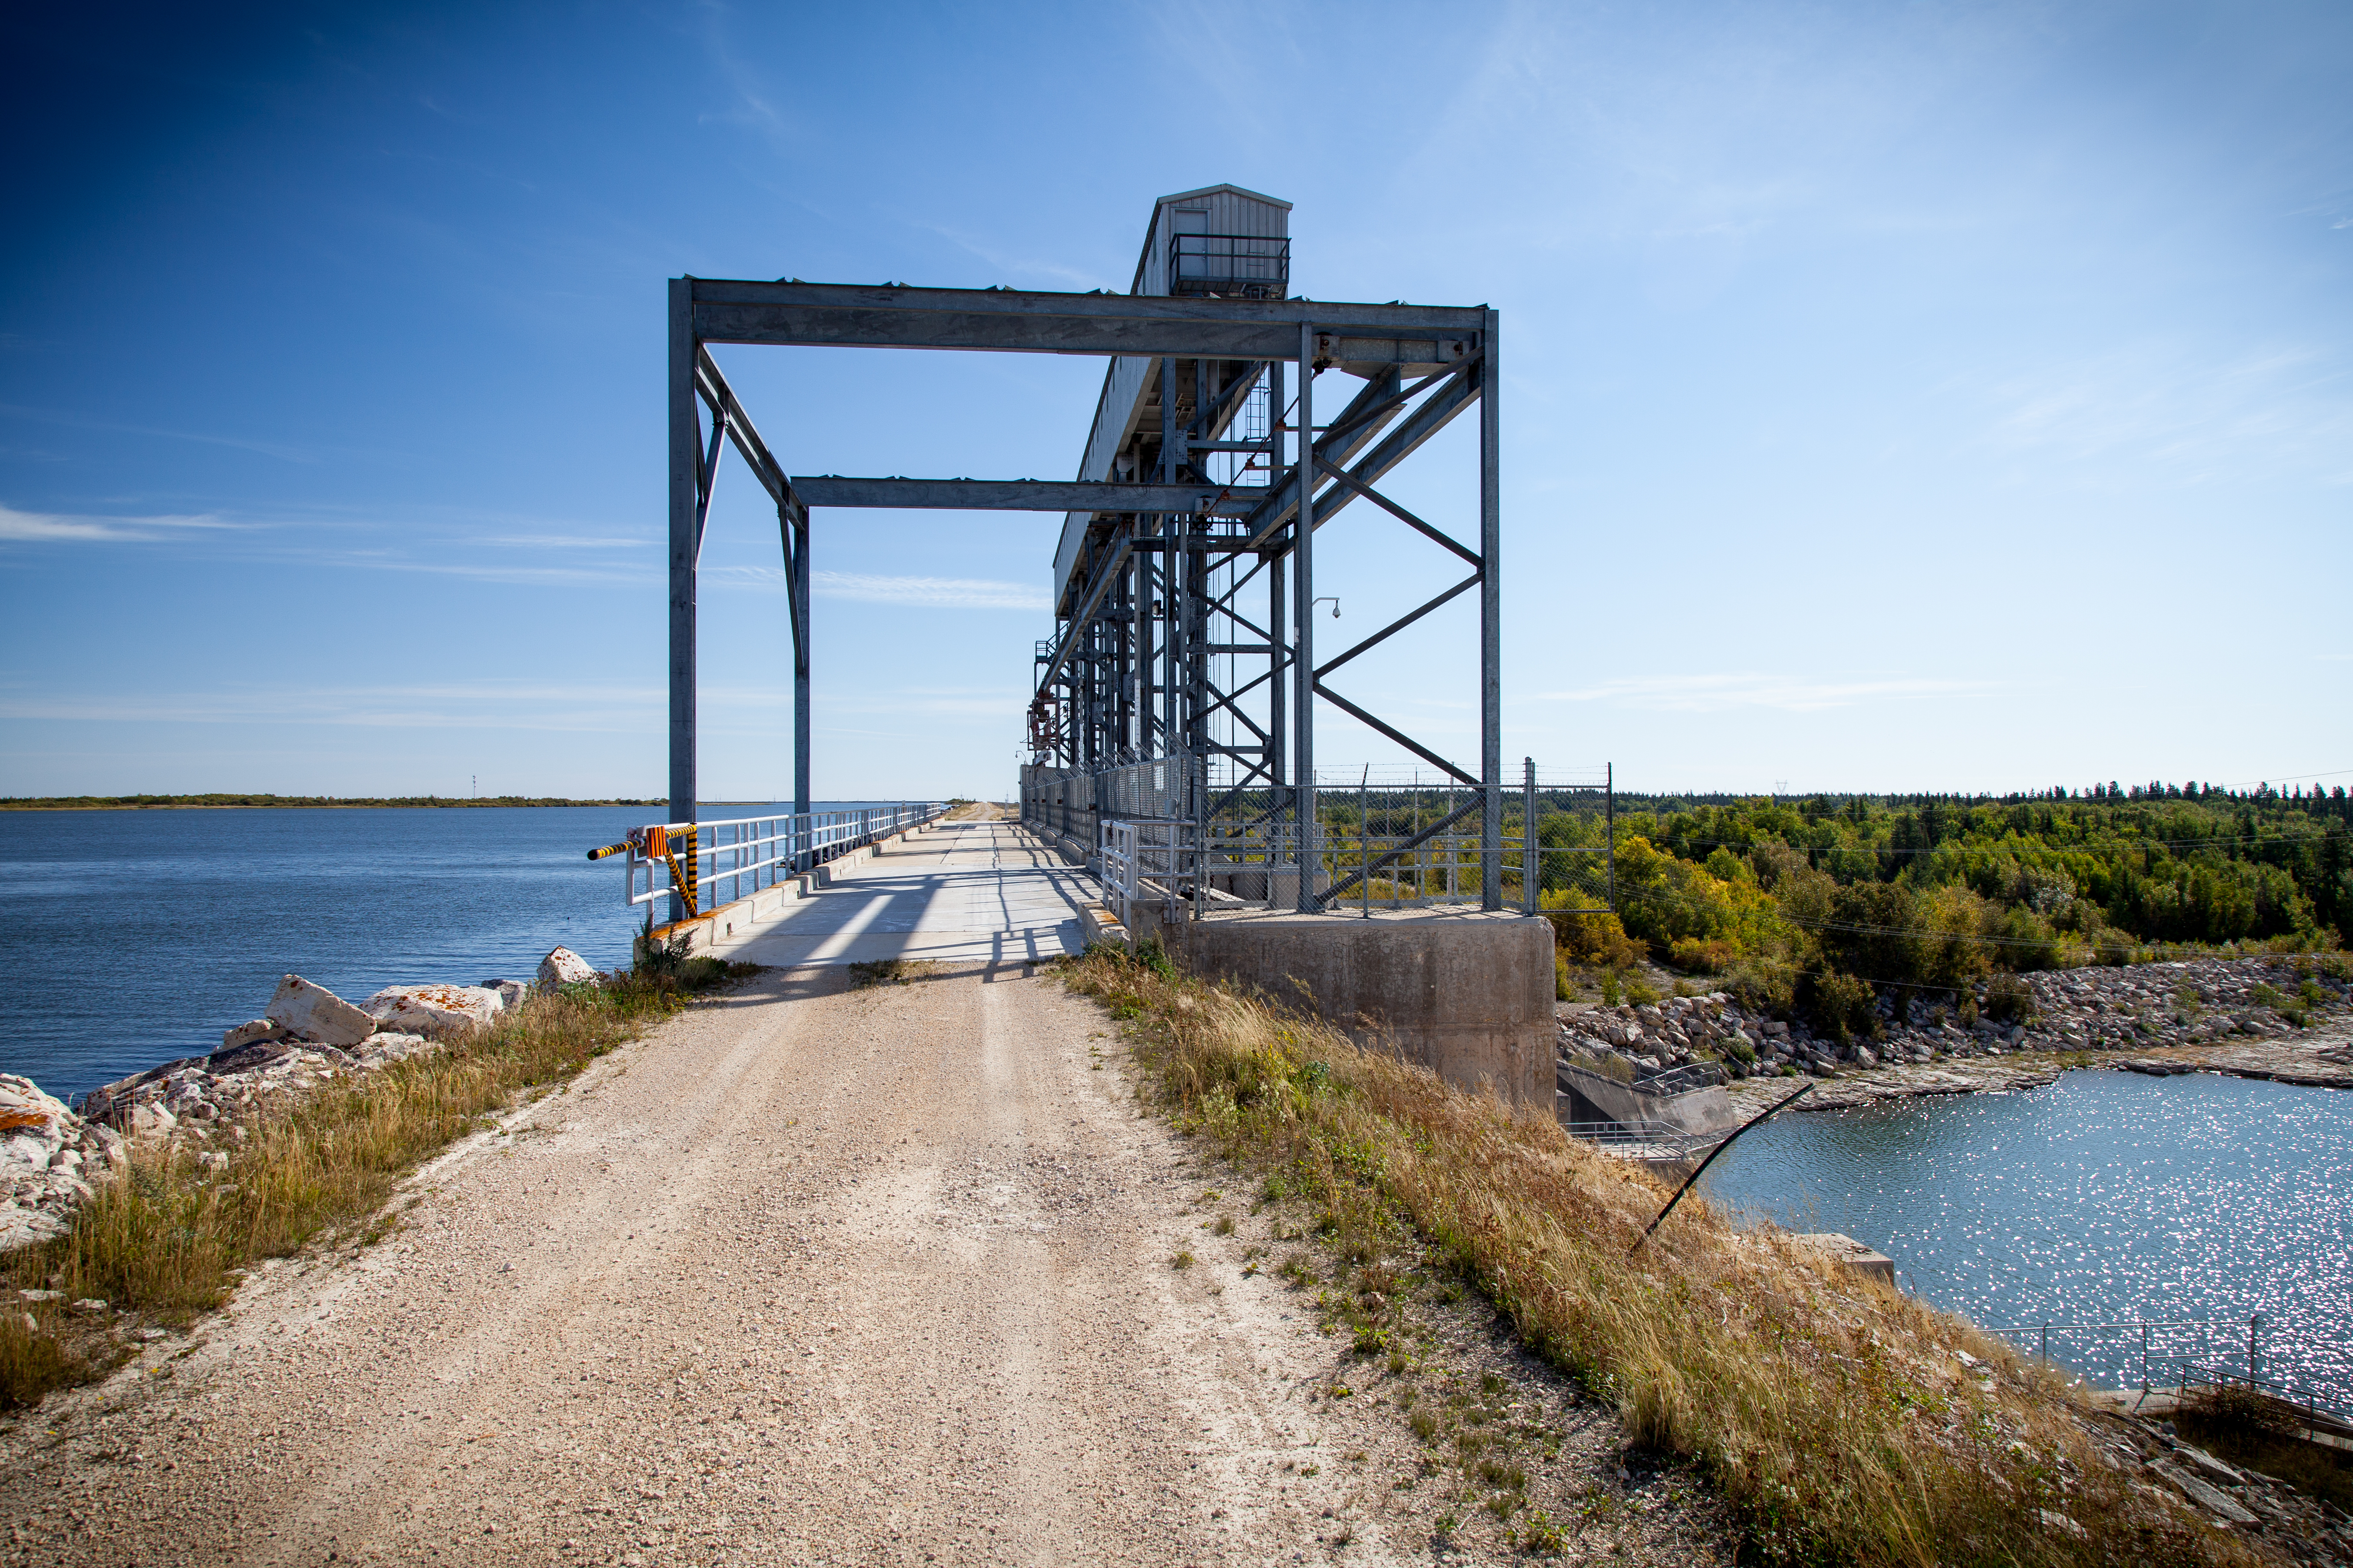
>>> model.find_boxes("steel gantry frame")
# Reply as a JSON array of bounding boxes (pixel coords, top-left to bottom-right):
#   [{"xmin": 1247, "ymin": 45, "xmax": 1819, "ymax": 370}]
[{"xmin": 667, "ymin": 266, "xmax": 1501, "ymax": 914}]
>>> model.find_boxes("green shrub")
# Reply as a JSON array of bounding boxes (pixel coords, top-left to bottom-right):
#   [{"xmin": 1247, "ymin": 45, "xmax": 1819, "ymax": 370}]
[
  {"xmin": 1983, "ymin": 972, "xmax": 2035, "ymax": 1025},
  {"xmin": 1668, "ymin": 936, "xmax": 1740, "ymax": 973},
  {"xmin": 1804, "ymin": 970, "xmax": 1878, "ymax": 1043},
  {"xmin": 1543, "ymin": 906, "xmax": 1643, "ymax": 968}
]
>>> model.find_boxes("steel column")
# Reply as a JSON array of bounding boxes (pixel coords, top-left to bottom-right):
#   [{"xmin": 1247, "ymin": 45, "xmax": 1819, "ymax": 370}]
[
  {"xmin": 791, "ymin": 509, "xmax": 811, "ymax": 833},
  {"xmin": 1479, "ymin": 311, "xmax": 1502, "ymax": 911},
  {"xmin": 667, "ymin": 279, "xmax": 699, "ymax": 921},
  {"xmin": 1294, "ymin": 322, "xmax": 1316, "ymax": 912}
]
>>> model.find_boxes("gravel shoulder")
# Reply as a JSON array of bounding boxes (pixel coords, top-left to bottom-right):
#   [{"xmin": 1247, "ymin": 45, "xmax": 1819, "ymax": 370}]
[{"xmin": 2, "ymin": 898, "xmax": 1726, "ymax": 1564}]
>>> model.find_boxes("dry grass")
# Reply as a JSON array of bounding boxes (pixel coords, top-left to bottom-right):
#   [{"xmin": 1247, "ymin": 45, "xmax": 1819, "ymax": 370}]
[
  {"xmin": 1063, "ymin": 945, "xmax": 2262, "ymax": 1568},
  {"xmin": 1, "ymin": 958, "xmax": 754, "ymax": 1409},
  {"xmin": 2173, "ymin": 1387, "xmax": 2353, "ymax": 1514},
  {"xmin": 846, "ymin": 957, "xmax": 941, "ymax": 989}
]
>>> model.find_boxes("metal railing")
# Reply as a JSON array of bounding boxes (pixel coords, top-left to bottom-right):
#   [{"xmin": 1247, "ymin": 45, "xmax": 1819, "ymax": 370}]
[
  {"xmin": 2174, "ymin": 1360, "xmax": 2353, "ymax": 1443},
  {"xmin": 1558, "ymin": 1052, "xmax": 1726, "ymax": 1099},
  {"xmin": 1560, "ymin": 1120, "xmax": 1721, "ymax": 1161},
  {"xmin": 1973, "ymin": 1313, "xmax": 2351, "ymax": 1440},
  {"xmin": 591, "ymin": 802, "xmax": 947, "ymax": 920},
  {"xmin": 1981, "ymin": 1317, "xmax": 2222, "ymax": 1390},
  {"xmin": 1167, "ymin": 232, "xmax": 1290, "ymax": 299},
  {"xmin": 1099, "ymin": 817, "xmax": 1190, "ymax": 930}
]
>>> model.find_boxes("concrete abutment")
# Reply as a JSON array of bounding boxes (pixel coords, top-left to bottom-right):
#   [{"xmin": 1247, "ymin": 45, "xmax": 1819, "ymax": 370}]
[{"xmin": 1133, "ymin": 905, "xmax": 1555, "ymax": 1108}]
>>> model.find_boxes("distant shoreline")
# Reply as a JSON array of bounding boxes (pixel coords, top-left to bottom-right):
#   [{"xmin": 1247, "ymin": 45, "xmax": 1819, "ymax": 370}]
[{"xmin": 0, "ymin": 796, "xmax": 664, "ymax": 811}]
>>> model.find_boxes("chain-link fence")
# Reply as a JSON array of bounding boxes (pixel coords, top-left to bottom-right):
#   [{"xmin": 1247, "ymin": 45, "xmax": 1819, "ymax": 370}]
[{"xmin": 1021, "ymin": 757, "xmax": 1613, "ymax": 920}]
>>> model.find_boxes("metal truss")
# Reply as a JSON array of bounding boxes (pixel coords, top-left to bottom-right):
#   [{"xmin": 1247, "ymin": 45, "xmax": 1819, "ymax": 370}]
[
  {"xmin": 666, "ymin": 271, "xmax": 1500, "ymax": 915},
  {"xmin": 1026, "ymin": 328, "xmax": 1502, "ymax": 914}
]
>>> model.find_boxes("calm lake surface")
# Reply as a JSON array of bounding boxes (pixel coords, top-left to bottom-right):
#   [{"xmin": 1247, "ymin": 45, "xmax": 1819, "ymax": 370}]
[
  {"xmin": 1701, "ymin": 1069, "xmax": 2353, "ymax": 1409},
  {"xmin": 0, "ymin": 803, "xmax": 897, "ymax": 1101}
]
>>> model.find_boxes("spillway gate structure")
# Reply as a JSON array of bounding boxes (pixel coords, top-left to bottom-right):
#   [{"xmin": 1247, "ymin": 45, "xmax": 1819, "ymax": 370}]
[{"xmin": 665, "ymin": 183, "xmax": 1502, "ymax": 917}]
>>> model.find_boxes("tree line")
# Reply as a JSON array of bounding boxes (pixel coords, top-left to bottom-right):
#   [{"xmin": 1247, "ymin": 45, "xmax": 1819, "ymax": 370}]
[{"xmin": 1534, "ymin": 784, "xmax": 2350, "ymax": 1037}]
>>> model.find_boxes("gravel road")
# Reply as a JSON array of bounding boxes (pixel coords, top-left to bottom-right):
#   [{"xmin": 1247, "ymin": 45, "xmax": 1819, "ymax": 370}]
[{"xmin": 3, "ymin": 824, "xmax": 1728, "ymax": 1566}]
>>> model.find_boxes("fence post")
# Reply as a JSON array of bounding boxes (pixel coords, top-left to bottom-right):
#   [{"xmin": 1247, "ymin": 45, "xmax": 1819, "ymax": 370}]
[
  {"xmin": 2248, "ymin": 1312, "xmax": 2264, "ymax": 1383},
  {"xmin": 1605, "ymin": 762, "xmax": 1616, "ymax": 913},
  {"xmin": 1522, "ymin": 756, "xmax": 1537, "ymax": 915}
]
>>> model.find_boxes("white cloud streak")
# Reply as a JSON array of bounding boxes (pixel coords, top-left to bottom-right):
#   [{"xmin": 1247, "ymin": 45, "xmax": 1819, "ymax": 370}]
[
  {"xmin": 0, "ymin": 503, "xmax": 250, "ymax": 543},
  {"xmin": 713, "ymin": 565, "xmax": 1047, "ymax": 611},
  {"xmin": 1973, "ymin": 343, "xmax": 2353, "ymax": 485},
  {"xmin": 0, "ymin": 680, "xmax": 662, "ymax": 734}
]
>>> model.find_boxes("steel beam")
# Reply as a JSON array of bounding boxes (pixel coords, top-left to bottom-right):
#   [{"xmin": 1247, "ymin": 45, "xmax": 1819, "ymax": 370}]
[
  {"xmin": 688, "ymin": 279, "xmax": 1484, "ymax": 364},
  {"xmin": 694, "ymin": 349, "xmax": 791, "ymax": 506},
  {"xmin": 791, "ymin": 476, "xmax": 1250, "ymax": 515}
]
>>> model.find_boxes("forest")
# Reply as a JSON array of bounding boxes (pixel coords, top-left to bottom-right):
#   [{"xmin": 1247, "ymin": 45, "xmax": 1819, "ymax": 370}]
[{"xmin": 1531, "ymin": 781, "xmax": 2352, "ymax": 1035}]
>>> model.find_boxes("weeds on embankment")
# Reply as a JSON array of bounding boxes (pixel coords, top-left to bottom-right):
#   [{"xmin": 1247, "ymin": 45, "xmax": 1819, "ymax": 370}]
[
  {"xmin": 2175, "ymin": 1387, "xmax": 2353, "ymax": 1515},
  {"xmin": 0, "ymin": 955, "xmax": 755, "ymax": 1410},
  {"xmin": 1063, "ymin": 943, "xmax": 2261, "ymax": 1568}
]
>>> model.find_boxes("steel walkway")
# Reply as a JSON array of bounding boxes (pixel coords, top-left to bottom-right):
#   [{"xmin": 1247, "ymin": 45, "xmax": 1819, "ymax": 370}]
[{"xmin": 709, "ymin": 817, "xmax": 1092, "ymax": 968}]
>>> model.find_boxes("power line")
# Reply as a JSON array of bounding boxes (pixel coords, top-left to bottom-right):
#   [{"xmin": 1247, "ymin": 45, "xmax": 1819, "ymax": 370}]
[
  {"xmin": 1774, "ymin": 914, "xmax": 2244, "ymax": 954},
  {"xmin": 1605, "ymin": 828, "xmax": 2346, "ymax": 858}
]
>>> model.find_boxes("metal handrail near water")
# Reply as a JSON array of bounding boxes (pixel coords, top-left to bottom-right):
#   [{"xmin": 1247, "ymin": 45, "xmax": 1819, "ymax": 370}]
[
  {"xmin": 2172, "ymin": 1359, "xmax": 2353, "ymax": 1443},
  {"xmin": 1976, "ymin": 1312, "xmax": 2353, "ymax": 1431},
  {"xmin": 1982, "ymin": 1316, "xmax": 2223, "ymax": 1389},
  {"xmin": 589, "ymin": 802, "xmax": 947, "ymax": 920},
  {"xmin": 1559, "ymin": 1120, "xmax": 1721, "ymax": 1160}
]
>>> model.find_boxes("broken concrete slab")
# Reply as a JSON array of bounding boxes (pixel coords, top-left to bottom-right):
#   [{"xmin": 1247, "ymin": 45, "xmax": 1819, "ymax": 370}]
[
  {"xmin": 364, "ymin": 984, "xmax": 500, "ymax": 1039},
  {"xmin": 267, "ymin": 975, "xmax": 376, "ymax": 1048}
]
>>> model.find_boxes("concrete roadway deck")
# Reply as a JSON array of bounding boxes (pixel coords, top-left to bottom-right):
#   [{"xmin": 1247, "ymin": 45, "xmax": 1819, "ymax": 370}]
[{"xmin": 711, "ymin": 816, "xmax": 1092, "ymax": 968}]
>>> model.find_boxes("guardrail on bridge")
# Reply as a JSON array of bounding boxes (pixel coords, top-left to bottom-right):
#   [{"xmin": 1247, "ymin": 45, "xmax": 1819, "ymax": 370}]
[{"xmin": 589, "ymin": 802, "xmax": 947, "ymax": 921}]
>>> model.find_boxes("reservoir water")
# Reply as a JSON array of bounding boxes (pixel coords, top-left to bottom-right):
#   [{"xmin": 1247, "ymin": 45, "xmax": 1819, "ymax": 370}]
[
  {"xmin": 1701, "ymin": 1069, "xmax": 2353, "ymax": 1410},
  {"xmin": 0, "ymin": 803, "xmax": 895, "ymax": 1101}
]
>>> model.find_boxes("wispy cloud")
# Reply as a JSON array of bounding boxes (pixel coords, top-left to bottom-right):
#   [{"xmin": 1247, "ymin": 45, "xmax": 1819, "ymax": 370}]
[
  {"xmin": 1972, "ymin": 343, "xmax": 2353, "ymax": 485},
  {"xmin": 0, "ymin": 503, "xmax": 251, "ymax": 543},
  {"xmin": 0, "ymin": 403, "xmax": 324, "ymax": 463},
  {"xmin": 1529, "ymin": 673, "xmax": 1985, "ymax": 713},
  {"xmin": 711, "ymin": 565, "xmax": 1047, "ymax": 611},
  {"xmin": 906, "ymin": 219, "xmax": 1108, "ymax": 291},
  {"xmin": 476, "ymin": 533, "xmax": 648, "ymax": 550},
  {"xmin": 0, "ymin": 503, "xmax": 658, "ymax": 588},
  {"xmin": 0, "ymin": 679, "xmax": 660, "ymax": 733},
  {"xmin": 372, "ymin": 559, "xmax": 649, "ymax": 588},
  {"xmin": 817, "ymin": 572, "xmax": 1047, "ymax": 610}
]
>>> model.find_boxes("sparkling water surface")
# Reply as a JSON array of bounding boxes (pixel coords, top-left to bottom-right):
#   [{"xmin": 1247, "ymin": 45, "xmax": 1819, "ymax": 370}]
[
  {"xmin": 1700, "ymin": 1069, "xmax": 2353, "ymax": 1409},
  {"xmin": 0, "ymin": 802, "xmax": 898, "ymax": 1100}
]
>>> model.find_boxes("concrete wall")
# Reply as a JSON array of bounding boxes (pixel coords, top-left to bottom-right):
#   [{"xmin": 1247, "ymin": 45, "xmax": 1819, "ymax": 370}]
[
  {"xmin": 1153, "ymin": 909, "xmax": 1554, "ymax": 1108},
  {"xmin": 1556, "ymin": 1061, "xmax": 1738, "ymax": 1135}
]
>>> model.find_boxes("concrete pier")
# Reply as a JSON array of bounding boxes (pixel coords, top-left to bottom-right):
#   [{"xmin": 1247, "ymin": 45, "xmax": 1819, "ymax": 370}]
[{"xmin": 1136, "ymin": 905, "xmax": 1556, "ymax": 1109}]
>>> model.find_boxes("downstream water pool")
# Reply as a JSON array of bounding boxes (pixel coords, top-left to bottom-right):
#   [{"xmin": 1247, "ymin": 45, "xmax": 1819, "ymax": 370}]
[
  {"xmin": 1700, "ymin": 1068, "xmax": 2353, "ymax": 1410},
  {"xmin": 0, "ymin": 803, "xmax": 895, "ymax": 1101}
]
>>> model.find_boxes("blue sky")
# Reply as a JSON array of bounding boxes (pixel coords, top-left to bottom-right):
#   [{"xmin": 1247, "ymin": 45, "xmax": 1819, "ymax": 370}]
[{"xmin": 3, "ymin": 1, "xmax": 2347, "ymax": 802}]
